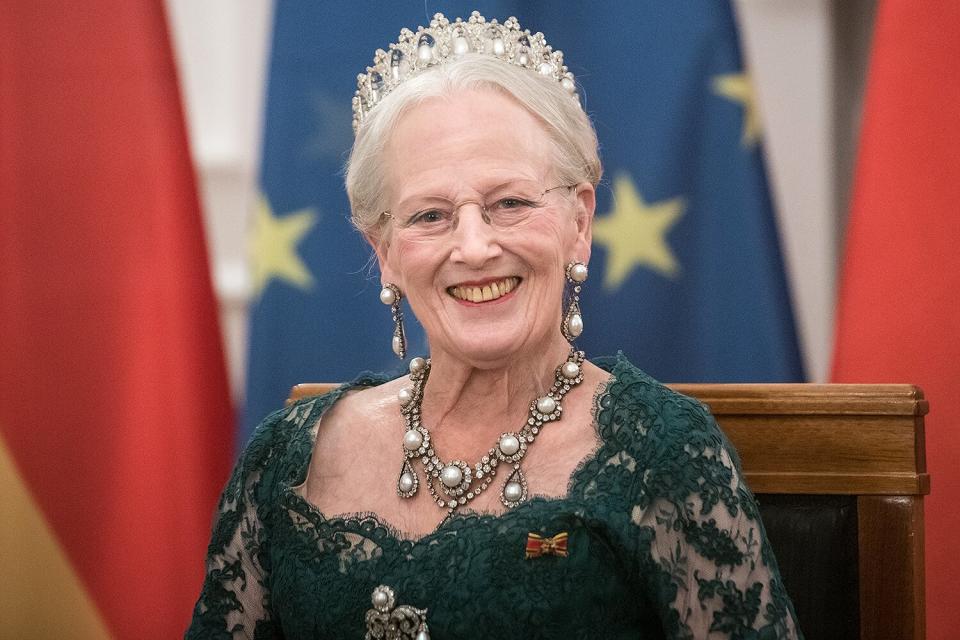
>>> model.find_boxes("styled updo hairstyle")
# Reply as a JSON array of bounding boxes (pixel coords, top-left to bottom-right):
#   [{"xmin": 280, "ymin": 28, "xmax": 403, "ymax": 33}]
[{"xmin": 345, "ymin": 53, "xmax": 602, "ymax": 239}]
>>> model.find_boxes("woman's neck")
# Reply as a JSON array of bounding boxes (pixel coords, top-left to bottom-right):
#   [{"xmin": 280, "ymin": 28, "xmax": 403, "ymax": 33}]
[{"xmin": 416, "ymin": 338, "xmax": 575, "ymax": 458}]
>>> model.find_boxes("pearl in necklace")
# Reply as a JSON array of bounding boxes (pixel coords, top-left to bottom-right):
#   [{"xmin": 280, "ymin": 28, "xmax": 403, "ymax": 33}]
[{"xmin": 395, "ymin": 349, "xmax": 585, "ymax": 517}]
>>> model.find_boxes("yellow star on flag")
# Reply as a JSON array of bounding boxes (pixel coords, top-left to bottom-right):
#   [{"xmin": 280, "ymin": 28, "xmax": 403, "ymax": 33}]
[
  {"xmin": 592, "ymin": 174, "xmax": 685, "ymax": 291},
  {"xmin": 712, "ymin": 72, "xmax": 762, "ymax": 147},
  {"xmin": 250, "ymin": 194, "xmax": 317, "ymax": 297}
]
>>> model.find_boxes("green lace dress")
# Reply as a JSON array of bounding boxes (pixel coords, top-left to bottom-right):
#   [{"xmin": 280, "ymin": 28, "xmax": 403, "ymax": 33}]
[{"xmin": 187, "ymin": 355, "xmax": 802, "ymax": 639}]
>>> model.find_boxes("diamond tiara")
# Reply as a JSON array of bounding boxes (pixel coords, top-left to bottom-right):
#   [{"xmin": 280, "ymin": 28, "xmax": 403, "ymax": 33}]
[{"xmin": 352, "ymin": 11, "xmax": 579, "ymax": 135}]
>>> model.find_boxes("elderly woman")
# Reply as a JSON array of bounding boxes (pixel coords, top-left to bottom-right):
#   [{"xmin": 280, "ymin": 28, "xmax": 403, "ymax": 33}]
[{"xmin": 188, "ymin": 12, "xmax": 801, "ymax": 640}]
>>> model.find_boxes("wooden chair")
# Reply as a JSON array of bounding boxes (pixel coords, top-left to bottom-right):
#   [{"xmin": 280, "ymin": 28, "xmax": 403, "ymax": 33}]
[{"xmin": 289, "ymin": 382, "xmax": 929, "ymax": 640}]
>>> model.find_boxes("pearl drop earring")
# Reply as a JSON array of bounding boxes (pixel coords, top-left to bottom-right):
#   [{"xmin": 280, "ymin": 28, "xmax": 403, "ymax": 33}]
[
  {"xmin": 562, "ymin": 261, "xmax": 588, "ymax": 342},
  {"xmin": 380, "ymin": 283, "xmax": 406, "ymax": 359}
]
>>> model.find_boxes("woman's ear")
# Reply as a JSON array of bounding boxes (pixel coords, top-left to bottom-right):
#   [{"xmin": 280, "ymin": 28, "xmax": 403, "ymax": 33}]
[
  {"xmin": 365, "ymin": 228, "xmax": 401, "ymax": 289},
  {"xmin": 573, "ymin": 182, "xmax": 596, "ymax": 262}
]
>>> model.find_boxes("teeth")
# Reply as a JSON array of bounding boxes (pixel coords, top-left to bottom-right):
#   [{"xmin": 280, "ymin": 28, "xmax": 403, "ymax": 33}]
[{"xmin": 449, "ymin": 277, "xmax": 519, "ymax": 302}]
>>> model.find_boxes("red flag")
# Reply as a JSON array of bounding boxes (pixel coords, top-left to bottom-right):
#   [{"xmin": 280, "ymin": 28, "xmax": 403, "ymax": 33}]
[
  {"xmin": 0, "ymin": 2, "xmax": 233, "ymax": 638},
  {"xmin": 831, "ymin": 2, "xmax": 960, "ymax": 638}
]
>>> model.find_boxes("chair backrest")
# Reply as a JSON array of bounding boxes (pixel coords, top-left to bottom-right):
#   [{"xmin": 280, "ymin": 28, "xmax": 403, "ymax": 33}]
[{"xmin": 288, "ymin": 382, "xmax": 929, "ymax": 640}]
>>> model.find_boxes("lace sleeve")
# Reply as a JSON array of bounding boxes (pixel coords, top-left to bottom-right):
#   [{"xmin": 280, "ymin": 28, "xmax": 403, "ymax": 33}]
[
  {"xmin": 628, "ymin": 399, "xmax": 803, "ymax": 639},
  {"xmin": 186, "ymin": 418, "xmax": 285, "ymax": 639}
]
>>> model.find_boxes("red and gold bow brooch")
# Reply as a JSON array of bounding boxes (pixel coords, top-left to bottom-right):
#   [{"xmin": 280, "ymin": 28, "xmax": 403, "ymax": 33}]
[{"xmin": 525, "ymin": 531, "xmax": 569, "ymax": 559}]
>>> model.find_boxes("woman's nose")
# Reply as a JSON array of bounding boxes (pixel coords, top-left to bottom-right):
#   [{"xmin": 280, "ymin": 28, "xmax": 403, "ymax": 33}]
[{"xmin": 449, "ymin": 203, "xmax": 502, "ymax": 267}]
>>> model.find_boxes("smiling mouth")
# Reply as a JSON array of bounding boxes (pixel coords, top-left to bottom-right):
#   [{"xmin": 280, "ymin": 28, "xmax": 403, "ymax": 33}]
[{"xmin": 447, "ymin": 277, "xmax": 521, "ymax": 303}]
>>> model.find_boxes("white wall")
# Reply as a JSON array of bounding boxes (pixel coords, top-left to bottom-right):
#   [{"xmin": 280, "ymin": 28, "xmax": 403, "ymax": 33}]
[
  {"xmin": 167, "ymin": 0, "xmax": 871, "ymax": 390},
  {"xmin": 166, "ymin": 0, "xmax": 273, "ymax": 400},
  {"xmin": 735, "ymin": 0, "xmax": 837, "ymax": 382}
]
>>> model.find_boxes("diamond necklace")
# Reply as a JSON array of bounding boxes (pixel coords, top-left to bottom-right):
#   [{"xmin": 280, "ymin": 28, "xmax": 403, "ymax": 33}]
[{"xmin": 395, "ymin": 349, "xmax": 585, "ymax": 518}]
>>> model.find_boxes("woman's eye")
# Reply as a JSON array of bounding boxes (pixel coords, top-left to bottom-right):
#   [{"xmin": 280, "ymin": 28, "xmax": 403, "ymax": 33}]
[
  {"xmin": 410, "ymin": 209, "xmax": 446, "ymax": 225},
  {"xmin": 496, "ymin": 197, "xmax": 533, "ymax": 210}
]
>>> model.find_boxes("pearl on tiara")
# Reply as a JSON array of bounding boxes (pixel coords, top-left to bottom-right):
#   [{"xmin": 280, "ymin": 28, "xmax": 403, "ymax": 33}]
[{"xmin": 352, "ymin": 11, "xmax": 579, "ymax": 134}]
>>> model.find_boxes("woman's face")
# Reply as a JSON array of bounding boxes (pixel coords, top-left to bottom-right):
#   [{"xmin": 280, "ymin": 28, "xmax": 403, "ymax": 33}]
[{"xmin": 375, "ymin": 88, "xmax": 594, "ymax": 366}]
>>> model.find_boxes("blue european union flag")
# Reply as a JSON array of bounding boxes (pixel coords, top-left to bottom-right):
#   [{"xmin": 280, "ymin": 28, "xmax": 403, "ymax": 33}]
[{"xmin": 244, "ymin": 1, "xmax": 803, "ymax": 442}]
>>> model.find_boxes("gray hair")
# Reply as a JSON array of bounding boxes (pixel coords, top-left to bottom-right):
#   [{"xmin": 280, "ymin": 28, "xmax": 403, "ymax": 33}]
[{"xmin": 344, "ymin": 53, "xmax": 602, "ymax": 238}]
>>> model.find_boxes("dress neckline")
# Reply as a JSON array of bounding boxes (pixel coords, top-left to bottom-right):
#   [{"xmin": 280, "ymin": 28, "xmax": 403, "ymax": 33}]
[{"xmin": 282, "ymin": 362, "xmax": 622, "ymax": 546}]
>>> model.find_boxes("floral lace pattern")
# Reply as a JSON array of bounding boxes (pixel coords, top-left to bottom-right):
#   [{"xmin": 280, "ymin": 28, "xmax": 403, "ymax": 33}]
[{"xmin": 187, "ymin": 356, "xmax": 802, "ymax": 639}]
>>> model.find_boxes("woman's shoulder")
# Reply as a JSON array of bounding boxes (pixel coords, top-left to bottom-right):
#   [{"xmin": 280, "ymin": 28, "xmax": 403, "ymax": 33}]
[
  {"xmin": 253, "ymin": 370, "xmax": 397, "ymax": 432},
  {"xmin": 582, "ymin": 353, "xmax": 751, "ymax": 523},
  {"xmin": 330, "ymin": 373, "xmax": 407, "ymax": 419},
  {"xmin": 593, "ymin": 352, "xmax": 716, "ymax": 439},
  {"xmin": 238, "ymin": 371, "xmax": 402, "ymax": 479},
  {"xmin": 589, "ymin": 353, "xmax": 746, "ymax": 507}
]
